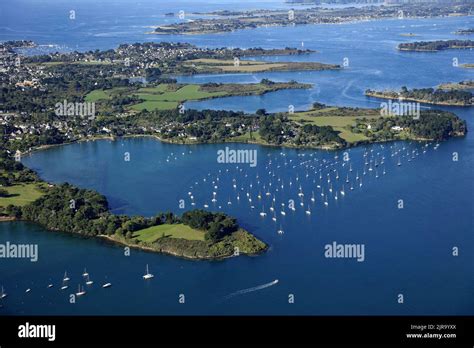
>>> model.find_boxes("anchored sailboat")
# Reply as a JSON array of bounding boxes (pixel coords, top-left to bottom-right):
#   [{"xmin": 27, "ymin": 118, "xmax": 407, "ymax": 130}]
[
  {"xmin": 85, "ymin": 274, "xmax": 94, "ymax": 286},
  {"xmin": 76, "ymin": 285, "xmax": 86, "ymax": 296},
  {"xmin": 143, "ymin": 264, "xmax": 154, "ymax": 280},
  {"xmin": 1, "ymin": 286, "xmax": 7, "ymax": 299},
  {"xmin": 277, "ymin": 225, "xmax": 284, "ymax": 234}
]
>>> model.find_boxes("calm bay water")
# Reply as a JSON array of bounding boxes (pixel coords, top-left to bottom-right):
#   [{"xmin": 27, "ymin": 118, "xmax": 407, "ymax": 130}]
[{"xmin": 0, "ymin": 0, "xmax": 473, "ymax": 315}]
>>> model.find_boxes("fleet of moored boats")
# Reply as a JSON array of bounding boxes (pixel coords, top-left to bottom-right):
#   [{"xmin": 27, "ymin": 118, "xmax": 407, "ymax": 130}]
[
  {"xmin": 0, "ymin": 141, "xmax": 441, "ymax": 307},
  {"xmin": 0, "ymin": 264, "xmax": 154, "ymax": 305},
  {"xmin": 183, "ymin": 142, "xmax": 440, "ymax": 236}
]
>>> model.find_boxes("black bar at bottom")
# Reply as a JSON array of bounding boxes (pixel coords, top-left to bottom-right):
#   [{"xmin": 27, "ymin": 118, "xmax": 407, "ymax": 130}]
[{"xmin": 0, "ymin": 316, "xmax": 472, "ymax": 346}]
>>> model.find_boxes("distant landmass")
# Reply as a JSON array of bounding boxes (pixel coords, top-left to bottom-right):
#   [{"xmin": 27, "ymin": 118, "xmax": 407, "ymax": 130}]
[
  {"xmin": 285, "ymin": 0, "xmax": 383, "ymax": 4},
  {"xmin": 398, "ymin": 40, "xmax": 474, "ymax": 52}
]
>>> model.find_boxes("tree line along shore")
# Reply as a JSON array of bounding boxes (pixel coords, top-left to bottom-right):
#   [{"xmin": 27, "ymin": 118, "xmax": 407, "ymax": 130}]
[{"xmin": 365, "ymin": 85, "xmax": 474, "ymax": 107}]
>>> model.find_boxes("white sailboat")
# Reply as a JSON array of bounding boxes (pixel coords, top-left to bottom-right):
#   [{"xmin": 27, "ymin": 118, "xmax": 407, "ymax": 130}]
[
  {"xmin": 272, "ymin": 212, "xmax": 277, "ymax": 222},
  {"xmin": 298, "ymin": 186, "xmax": 304, "ymax": 197},
  {"xmin": 82, "ymin": 268, "xmax": 89, "ymax": 277},
  {"xmin": 1, "ymin": 286, "xmax": 7, "ymax": 299},
  {"xmin": 61, "ymin": 271, "xmax": 69, "ymax": 290},
  {"xmin": 143, "ymin": 264, "xmax": 154, "ymax": 280},
  {"xmin": 85, "ymin": 274, "xmax": 94, "ymax": 286},
  {"xmin": 76, "ymin": 285, "xmax": 86, "ymax": 296},
  {"xmin": 102, "ymin": 282, "xmax": 112, "ymax": 288},
  {"xmin": 277, "ymin": 225, "xmax": 284, "ymax": 234}
]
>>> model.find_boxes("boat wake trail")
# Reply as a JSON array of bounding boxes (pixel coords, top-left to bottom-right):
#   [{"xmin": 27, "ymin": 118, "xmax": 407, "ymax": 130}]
[{"xmin": 222, "ymin": 279, "xmax": 279, "ymax": 301}]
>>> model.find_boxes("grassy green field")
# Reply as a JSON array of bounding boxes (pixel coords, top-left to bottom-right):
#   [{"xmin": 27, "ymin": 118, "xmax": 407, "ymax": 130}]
[
  {"xmin": 85, "ymin": 89, "xmax": 109, "ymax": 102},
  {"xmin": 133, "ymin": 223, "xmax": 205, "ymax": 242},
  {"xmin": 230, "ymin": 131, "xmax": 263, "ymax": 143},
  {"xmin": 185, "ymin": 58, "xmax": 335, "ymax": 73},
  {"xmin": 0, "ymin": 183, "xmax": 45, "ymax": 207},
  {"xmin": 130, "ymin": 84, "xmax": 227, "ymax": 111},
  {"xmin": 85, "ymin": 87, "xmax": 131, "ymax": 102},
  {"xmin": 289, "ymin": 109, "xmax": 381, "ymax": 143},
  {"xmin": 188, "ymin": 58, "xmax": 266, "ymax": 65},
  {"xmin": 86, "ymin": 82, "xmax": 307, "ymax": 112},
  {"xmin": 187, "ymin": 58, "xmax": 288, "ymax": 73}
]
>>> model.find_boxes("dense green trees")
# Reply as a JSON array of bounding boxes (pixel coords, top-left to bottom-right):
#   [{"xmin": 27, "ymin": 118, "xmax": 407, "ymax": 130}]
[
  {"xmin": 259, "ymin": 114, "xmax": 345, "ymax": 147},
  {"xmin": 355, "ymin": 111, "xmax": 467, "ymax": 142},
  {"xmin": 401, "ymin": 111, "xmax": 467, "ymax": 140},
  {"xmin": 366, "ymin": 86, "xmax": 473, "ymax": 106},
  {"xmin": 399, "ymin": 87, "xmax": 472, "ymax": 105},
  {"xmin": 181, "ymin": 209, "xmax": 238, "ymax": 242},
  {"xmin": 398, "ymin": 40, "xmax": 474, "ymax": 51}
]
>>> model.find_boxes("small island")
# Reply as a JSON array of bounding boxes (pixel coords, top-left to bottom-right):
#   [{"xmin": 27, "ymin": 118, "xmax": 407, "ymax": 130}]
[
  {"xmin": 398, "ymin": 40, "xmax": 474, "ymax": 52},
  {"xmin": 365, "ymin": 86, "xmax": 473, "ymax": 106},
  {"xmin": 438, "ymin": 80, "xmax": 474, "ymax": 90},
  {"xmin": 454, "ymin": 28, "xmax": 474, "ymax": 35}
]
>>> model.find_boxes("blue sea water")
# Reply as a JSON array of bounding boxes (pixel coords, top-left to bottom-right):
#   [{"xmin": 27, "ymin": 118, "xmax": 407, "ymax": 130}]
[{"xmin": 0, "ymin": 0, "xmax": 473, "ymax": 315}]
